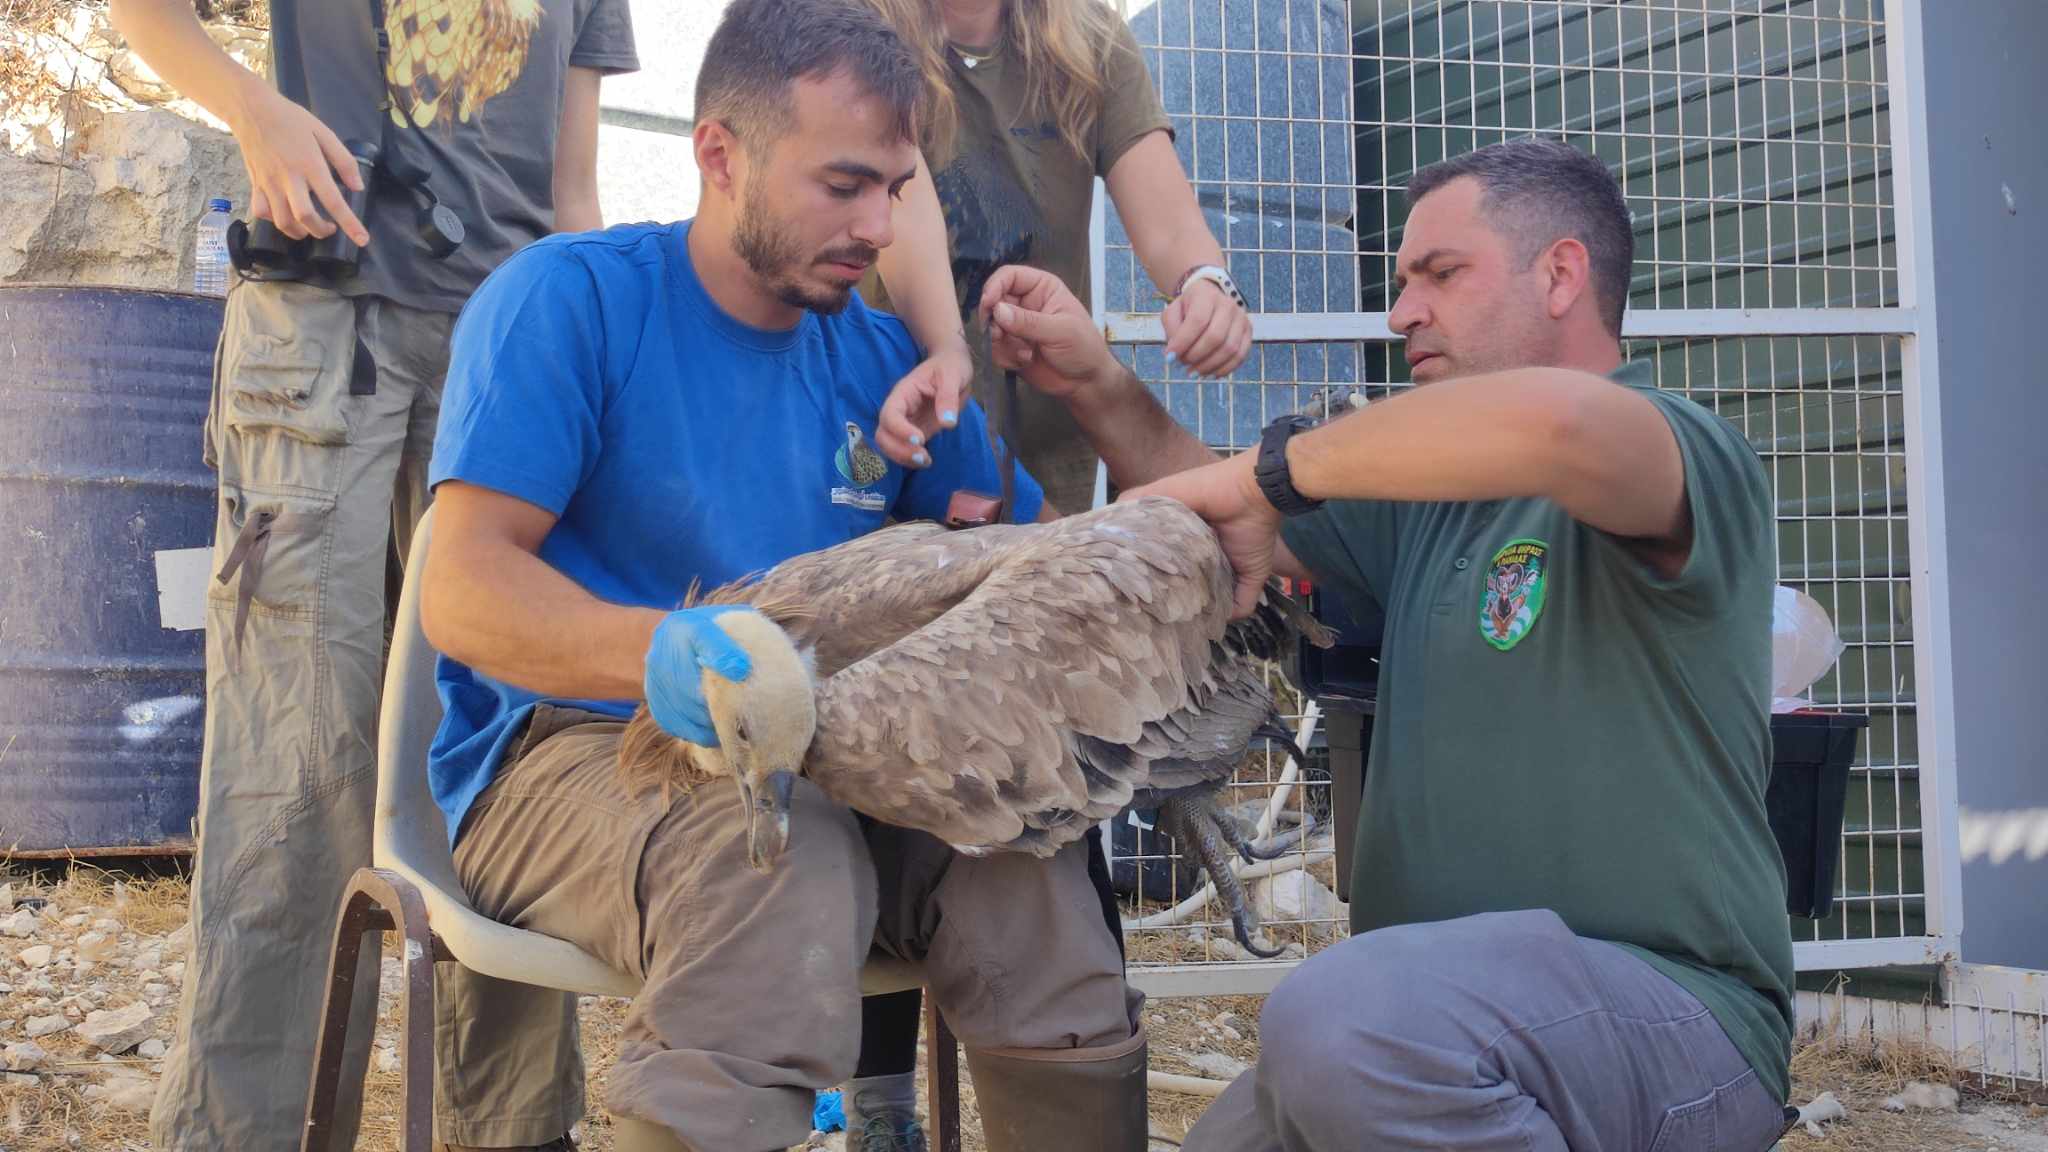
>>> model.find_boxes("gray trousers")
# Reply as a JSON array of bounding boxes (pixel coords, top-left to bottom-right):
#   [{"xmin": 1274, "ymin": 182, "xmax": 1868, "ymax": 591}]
[
  {"xmin": 1185, "ymin": 910, "xmax": 1791, "ymax": 1152},
  {"xmin": 151, "ymin": 279, "xmax": 467, "ymax": 1150}
]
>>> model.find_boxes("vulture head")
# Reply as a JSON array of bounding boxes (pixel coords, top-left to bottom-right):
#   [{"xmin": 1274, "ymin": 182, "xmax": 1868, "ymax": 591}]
[
  {"xmin": 701, "ymin": 610, "xmax": 819, "ymax": 869},
  {"xmin": 621, "ymin": 608, "xmax": 819, "ymax": 870}
]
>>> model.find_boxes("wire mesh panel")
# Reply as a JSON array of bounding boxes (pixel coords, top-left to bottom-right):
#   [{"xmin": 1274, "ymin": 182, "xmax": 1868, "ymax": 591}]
[
  {"xmin": 1114, "ymin": 0, "xmax": 1367, "ymax": 451},
  {"xmin": 1110, "ymin": 0, "xmax": 1363, "ymax": 970},
  {"xmin": 1108, "ymin": 0, "xmax": 1921, "ymax": 984}
]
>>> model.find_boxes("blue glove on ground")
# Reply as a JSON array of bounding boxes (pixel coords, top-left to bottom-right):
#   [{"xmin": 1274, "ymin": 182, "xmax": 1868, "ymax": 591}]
[
  {"xmin": 644, "ymin": 606, "xmax": 753, "ymax": 745},
  {"xmin": 813, "ymin": 1089, "xmax": 845, "ymax": 1133}
]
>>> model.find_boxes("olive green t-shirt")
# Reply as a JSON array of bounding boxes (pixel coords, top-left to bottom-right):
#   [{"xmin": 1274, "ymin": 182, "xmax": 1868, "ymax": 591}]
[
  {"xmin": 1282, "ymin": 360, "xmax": 1795, "ymax": 1103},
  {"xmin": 862, "ymin": 19, "xmax": 1171, "ymax": 515}
]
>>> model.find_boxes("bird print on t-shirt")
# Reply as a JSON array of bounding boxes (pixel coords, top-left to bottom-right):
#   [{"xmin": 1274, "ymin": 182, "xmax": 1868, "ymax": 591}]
[{"xmin": 383, "ymin": 0, "xmax": 541, "ymax": 128}]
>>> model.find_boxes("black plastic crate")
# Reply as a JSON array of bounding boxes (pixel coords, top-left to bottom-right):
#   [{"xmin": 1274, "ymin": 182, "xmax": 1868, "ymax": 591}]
[
  {"xmin": 1292, "ymin": 579, "xmax": 1384, "ymax": 701},
  {"xmin": 1766, "ymin": 711, "xmax": 1870, "ymax": 920}
]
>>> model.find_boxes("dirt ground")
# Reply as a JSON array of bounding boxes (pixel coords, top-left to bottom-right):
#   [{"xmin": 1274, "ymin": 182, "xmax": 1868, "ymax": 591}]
[{"xmin": 3, "ymin": 867, "xmax": 2046, "ymax": 1151}]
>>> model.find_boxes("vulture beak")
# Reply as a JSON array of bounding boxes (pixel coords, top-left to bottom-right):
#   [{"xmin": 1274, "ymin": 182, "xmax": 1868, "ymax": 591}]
[{"xmin": 745, "ymin": 770, "xmax": 799, "ymax": 871}]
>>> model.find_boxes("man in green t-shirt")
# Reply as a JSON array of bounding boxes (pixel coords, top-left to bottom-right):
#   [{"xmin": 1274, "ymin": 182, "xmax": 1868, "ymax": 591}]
[{"xmin": 978, "ymin": 137, "xmax": 1796, "ymax": 1151}]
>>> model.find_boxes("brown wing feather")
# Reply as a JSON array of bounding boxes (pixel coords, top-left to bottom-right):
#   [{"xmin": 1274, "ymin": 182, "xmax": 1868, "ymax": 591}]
[
  {"xmin": 702, "ymin": 519, "xmax": 1018, "ymax": 678},
  {"xmin": 802, "ymin": 497, "xmax": 1234, "ymax": 854}
]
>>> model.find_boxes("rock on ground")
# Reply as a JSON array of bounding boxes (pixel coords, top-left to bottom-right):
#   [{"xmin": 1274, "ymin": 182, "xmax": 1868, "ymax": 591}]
[
  {"xmin": 16, "ymin": 944, "xmax": 53, "ymax": 968},
  {"xmin": 24, "ymin": 1013, "xmax": 71, "ymax": 1039},
  {"xmin": 84, "ymin": 1072, "xmax": 157, "ymax": 1111},
  {"xmin": 1185, "ymin": 1051, "xmax": 1250, "ymax": 1080},
  {"xmin": 1251, "ymin": 871, "xmax": 1343, "ymax": 928},
  {"xmin": 2, "ymin": 1040, "xmax": 49, "ymax": 1071},
  {"xmin": 77, "ymin": 1002, "xmax": 154, "ymax": 1053},
  {"xmin": 1883, "ymin": 1080, "xmax": 1961, "ymax": 1112},
  {"xmin": 1796, "ymin": 1090, "xmax": 1847, "ymax": 1137}
]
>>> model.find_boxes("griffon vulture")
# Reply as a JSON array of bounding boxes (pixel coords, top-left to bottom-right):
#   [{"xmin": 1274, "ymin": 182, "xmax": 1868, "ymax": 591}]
[{"xmin": 618, "ymin": 496, "xmax": 1333, "ymax": 956}]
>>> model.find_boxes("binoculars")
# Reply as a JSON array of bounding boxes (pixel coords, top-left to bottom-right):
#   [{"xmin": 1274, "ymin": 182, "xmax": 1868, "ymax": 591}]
[{"xmin": 226, "ymin": 137, "xmax": 465, "ymax": 281}]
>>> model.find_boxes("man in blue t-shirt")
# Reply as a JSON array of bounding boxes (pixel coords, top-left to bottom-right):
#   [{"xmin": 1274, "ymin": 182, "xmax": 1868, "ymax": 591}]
[{"xmin": 418, "ymin": 2, "xmax": 1145, "ymax": 1149}]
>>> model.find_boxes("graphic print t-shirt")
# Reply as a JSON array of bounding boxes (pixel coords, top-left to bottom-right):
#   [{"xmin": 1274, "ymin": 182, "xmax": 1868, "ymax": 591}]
[
  {"xmin": 273, "ymin": 0, "xmax": 638, "ymax": 313},
  {"xmin": 862, "ymin": 17, "xmax": 1170, "ymax": 514}
]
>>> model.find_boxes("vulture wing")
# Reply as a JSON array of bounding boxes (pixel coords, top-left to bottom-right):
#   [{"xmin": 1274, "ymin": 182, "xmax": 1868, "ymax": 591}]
[{"xmin": 792, "ymin": 497, "xmax": 1241, "ymax": 854}]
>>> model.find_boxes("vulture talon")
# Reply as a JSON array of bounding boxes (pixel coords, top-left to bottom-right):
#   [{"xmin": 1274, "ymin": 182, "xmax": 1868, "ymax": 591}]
[
  {"xmin": 1230, "ymin": 911, "xmax": 1287, "ymax": 959},
  {"xmin": 1164, "ymin": 794, "xmax": 1284, "ymax": 959}
]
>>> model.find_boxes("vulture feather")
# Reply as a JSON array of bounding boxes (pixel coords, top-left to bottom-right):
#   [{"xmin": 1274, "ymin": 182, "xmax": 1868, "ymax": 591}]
[{"xmin": 619, "ymin": 496, "xmax": 1335, "ymax": 956}]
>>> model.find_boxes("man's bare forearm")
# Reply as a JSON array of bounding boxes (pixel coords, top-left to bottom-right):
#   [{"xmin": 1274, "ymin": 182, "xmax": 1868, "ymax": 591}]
[
  {"xmin": 422, "ymin": 522, "xmax": 663, "ymax": 703},
  {"xmin": 1067, "ymin": 359, "xmax": 1220, "ymax": 489},
  {"xmin": 1284, "ymin": 367, "xmax": 1685, "ymax": 540},
  {"xmin": 424, "ymin": 536, "xmax": 662, "ymax": 700}
]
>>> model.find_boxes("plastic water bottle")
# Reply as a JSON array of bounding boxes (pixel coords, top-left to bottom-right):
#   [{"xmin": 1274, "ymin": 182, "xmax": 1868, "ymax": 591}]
[{"xmin": 194, "ymin": 197, "xmax": 232, "ymax": 297}]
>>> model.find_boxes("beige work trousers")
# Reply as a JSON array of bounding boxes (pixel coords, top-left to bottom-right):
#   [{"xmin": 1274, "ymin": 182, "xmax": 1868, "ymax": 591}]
[
  {"xmin": 437, "ymin": 705, "xmax": 1141, "ymax": 1152},
  {"xmin": 150, "ymin": 278, "xmax": 482, "ymax": 1150}
]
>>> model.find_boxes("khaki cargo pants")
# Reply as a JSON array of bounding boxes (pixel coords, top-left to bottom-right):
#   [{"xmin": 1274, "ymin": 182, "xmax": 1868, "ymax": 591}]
[
  {"xmin": 438, "ymin": 705, "xmax": 1142, "ymax": 1151},
  {"xmin": 150, "ymin": 278, "xmax": 506, "ymax": 1149}
]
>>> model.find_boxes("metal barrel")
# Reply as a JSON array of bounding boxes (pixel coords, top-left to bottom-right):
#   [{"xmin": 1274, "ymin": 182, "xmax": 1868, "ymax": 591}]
[{"xmin": 0, "ymin": 285, "xmax": 220, "ymax": 855}]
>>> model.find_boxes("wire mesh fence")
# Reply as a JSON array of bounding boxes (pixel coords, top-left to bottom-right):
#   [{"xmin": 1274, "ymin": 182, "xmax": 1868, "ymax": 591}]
[
  {"xmin": 1798, "ymin": 965, "xmax": 2048, "ymax": 1091},
  {"xmin": 1103, "ymin": 0, "xmax": 1920, "ymax": 979}
]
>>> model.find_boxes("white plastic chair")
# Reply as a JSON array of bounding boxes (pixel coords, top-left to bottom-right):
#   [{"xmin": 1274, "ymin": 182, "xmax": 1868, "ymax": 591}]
[{"xmin": 300, "ymin": 506, "xmax": 951, "ymax": 1151}]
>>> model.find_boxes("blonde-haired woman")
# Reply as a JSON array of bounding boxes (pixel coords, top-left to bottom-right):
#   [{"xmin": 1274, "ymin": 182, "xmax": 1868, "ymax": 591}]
[
  {"xmin": 862, "ymin": 0, "xmax": 1253, "ymax": 520},
  {"xmin": 838, "ymin": 7, "xmax": 1241, "ymax": 1149}
]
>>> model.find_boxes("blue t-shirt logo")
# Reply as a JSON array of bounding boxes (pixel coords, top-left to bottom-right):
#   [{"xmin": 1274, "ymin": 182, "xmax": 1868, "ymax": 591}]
[{"xmin": 832, "ymin": 420, "xmax": 890, "ymax": 511}]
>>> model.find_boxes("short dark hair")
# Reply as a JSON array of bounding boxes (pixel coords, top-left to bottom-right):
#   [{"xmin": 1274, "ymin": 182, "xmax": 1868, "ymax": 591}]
[
  {"xmin": 1407, "ymin": 137, "xmax": 1636, "ymax": 337},
  {"xmin": 694, "ymin": 0, "xmax": 922, "ymax": 152}
]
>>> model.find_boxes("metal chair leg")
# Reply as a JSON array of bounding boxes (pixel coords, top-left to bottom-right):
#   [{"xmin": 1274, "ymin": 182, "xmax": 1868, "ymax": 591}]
[
  {"xmin": 925, "ymin": 993, "xmax": 962, "ymax": 1152},
  {"xmin": 302, "ymin": 867, "xmax": 439, "ymax": 1152}
]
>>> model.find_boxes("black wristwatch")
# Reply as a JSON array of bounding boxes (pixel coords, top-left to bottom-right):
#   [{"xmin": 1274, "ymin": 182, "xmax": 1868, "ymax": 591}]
[{"xmin": 1254, "ymin": 415, "xmax": 1324, "ymax": 517}]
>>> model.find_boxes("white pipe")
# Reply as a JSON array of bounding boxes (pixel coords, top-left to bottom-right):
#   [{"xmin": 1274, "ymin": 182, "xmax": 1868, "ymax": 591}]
[
  {"xmin": 1148, "ymin": 1071, "xmax": 1231, "ymax": 1097},
  {"xmin": 1126, "ymin": 849, "xmax": 1333, "ymax": 930},
  {"xmin": 1253, "ymin": 700, "xmax": 1320, "ymax": 842}
]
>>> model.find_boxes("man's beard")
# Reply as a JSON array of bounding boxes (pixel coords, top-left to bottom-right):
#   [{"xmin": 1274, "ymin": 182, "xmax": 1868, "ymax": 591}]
[{"xmin": 733, "ymin": 183, "xmax": 874, "ymax": 315}]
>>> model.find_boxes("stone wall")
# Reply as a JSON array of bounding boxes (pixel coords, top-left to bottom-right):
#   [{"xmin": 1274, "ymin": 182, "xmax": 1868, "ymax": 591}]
[{"xmin": 1, "ymin": 6, "xmax": 259, "ymax": 292}]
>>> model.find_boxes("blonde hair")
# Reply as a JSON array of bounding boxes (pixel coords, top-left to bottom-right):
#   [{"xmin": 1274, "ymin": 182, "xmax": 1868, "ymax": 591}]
[{"xmin": 859, "ymin": 0, "xmax": 1125, "ymax": 168}]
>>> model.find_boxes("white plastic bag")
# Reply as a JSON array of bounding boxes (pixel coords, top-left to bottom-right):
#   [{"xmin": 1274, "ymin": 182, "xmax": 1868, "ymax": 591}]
[{"xmin": 1772, "ymin": 586, "xmax": 1846, "ymax": 713}]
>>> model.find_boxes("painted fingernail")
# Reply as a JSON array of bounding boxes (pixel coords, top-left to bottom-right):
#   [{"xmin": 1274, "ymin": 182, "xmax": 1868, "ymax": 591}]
[
  {"xmin": 910, "ymin": 432, "xmax": 924, "ymax": 447},
  {"xmin": 941, "ymin": 409, "xmax": 957, "ymax": 425},
  {"xmin": 913, "ymin": 451, "xmax": 929, "ymax": 467}
]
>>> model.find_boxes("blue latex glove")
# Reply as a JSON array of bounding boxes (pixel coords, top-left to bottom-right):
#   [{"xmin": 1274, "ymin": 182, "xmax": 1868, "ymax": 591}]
[
  {"xmin": 813, "ymin": 1089, "xmax": 845, "ymax": 1133},
  {"xmin": 644, "ymin": 606, "xmax": 753, "ymax": 745}
]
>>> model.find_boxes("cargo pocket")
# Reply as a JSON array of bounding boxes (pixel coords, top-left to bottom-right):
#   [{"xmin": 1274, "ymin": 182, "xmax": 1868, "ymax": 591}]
[
  {"xmin": 1645, "ymin": 1093, "xmax": 1715, "ymax": 1152},
  {"xmin": 208, "ymin": 481, "xmax": 338, "ymax": 660},
  {"xmin": 218, "ymin": 279, "xmax": 357, "ymax": 447}
]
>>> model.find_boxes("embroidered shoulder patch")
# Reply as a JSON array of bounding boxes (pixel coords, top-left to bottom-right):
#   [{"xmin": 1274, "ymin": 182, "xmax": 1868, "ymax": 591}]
[{"xmin": 1479, "ymin": 538, "xmax": 1548, "ymax": 651}]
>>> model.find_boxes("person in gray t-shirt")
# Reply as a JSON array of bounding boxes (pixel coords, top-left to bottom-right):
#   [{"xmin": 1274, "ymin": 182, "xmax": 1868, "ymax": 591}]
[{"xmin": 107, "ymin": 2, "xmax": 635, "ymax": 1149}]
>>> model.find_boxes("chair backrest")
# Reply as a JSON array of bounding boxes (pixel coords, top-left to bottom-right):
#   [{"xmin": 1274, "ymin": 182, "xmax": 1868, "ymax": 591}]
[{"xmin": 374, "ymin": 506, "xmax": 640, "ymax": 997}]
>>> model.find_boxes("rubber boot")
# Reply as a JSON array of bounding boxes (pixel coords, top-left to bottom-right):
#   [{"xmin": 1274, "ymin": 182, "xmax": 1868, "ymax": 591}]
[{"xmin": 963, "ymin": 1025, "xmax": 1149, "ymax": 1151}]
